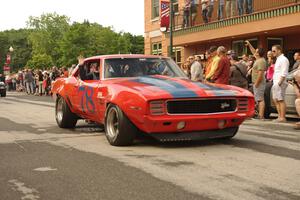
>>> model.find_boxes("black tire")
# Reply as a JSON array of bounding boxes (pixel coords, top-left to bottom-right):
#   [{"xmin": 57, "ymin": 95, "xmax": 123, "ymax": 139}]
[
  {"xmin": 104, "ymin": 104, "xmax": 137, "ymax": 146},
  {"xmin": 220, "ymin": 127, "xmax": 239, "ymax": 140},
  {"xmin": 0, "ymin": 91, "xmax": 5, "ymax": 97},
  {"xmin": 55, "ymin": 96, "xmax": 77, "ymax": 128}
]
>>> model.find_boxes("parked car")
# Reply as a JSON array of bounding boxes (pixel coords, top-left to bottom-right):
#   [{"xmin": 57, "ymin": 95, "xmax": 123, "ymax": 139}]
[
  {"xmin": 0, "ymin": 81, "xmax": 6, "ymax": 97},
  {"xmin": 264, "ymin": 69, "xmax": 298, "ymax": 118},
  {"xmin": 52, "ymin": 55, "xmax": 255, "ymax": 146}
]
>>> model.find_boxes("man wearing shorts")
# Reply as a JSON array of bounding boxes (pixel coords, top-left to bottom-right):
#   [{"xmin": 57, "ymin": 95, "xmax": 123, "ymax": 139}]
[
  {"xmin": 245, "ymin": 40, "xmax": 267, "ymax": 120},
  {"xmin": 272, "ymin": 45, "xmax": 290, "ymax": 122}
]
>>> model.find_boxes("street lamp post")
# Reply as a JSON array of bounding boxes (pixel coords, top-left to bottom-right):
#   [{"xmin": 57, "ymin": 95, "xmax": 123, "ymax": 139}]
[
  {"xmin": 8, "ymin": 46, "xmax": 14, "ymax": 73},
  {"xmin": 169, "ymin": 0, "xmax": 174, "ymax": 58}
]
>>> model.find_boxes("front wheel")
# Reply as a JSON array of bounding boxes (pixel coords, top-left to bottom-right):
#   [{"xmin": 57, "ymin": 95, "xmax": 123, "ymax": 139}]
[
  {"xmin": 55, "ymin": 96, "xmax": 77, "ymax": 128},
  {"xmin": 105, "ymin": 104, "xmax": 137, "ymax": 146}
]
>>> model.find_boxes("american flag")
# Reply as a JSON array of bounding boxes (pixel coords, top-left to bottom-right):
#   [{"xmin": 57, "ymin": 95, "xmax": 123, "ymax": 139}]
[{"xmin": 160, "ymin": 1, "xmax": 170, "ymax": 29}]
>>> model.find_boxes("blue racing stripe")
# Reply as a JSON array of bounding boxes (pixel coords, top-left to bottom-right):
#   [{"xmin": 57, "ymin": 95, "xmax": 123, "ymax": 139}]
[
  {"xmin": 131, "ymin": 76, "xmax": 198, "ymax": 98},
  {"xmin": 192, "ymin": 82, "xmax": 237, "ymax": 97}
]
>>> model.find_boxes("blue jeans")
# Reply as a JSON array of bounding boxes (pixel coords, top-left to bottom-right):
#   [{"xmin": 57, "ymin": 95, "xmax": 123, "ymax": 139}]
[
  {"xmin": 245, "ymin": 0, "xmax": 253, "ymax": 14},
  {"xmin": 237, "ymin": 0, "xmax": 244, "ymax": 16},
  {"xmin": 218, "ymin": 5, "xmax": 224, "ymax": 20},
  {"xmin": 202, "ymin": 9, "xmax": 208, "ymax": 23},
  {"xmin": 183, "ymin": 10, "xmax": 190, "ymax": 27}
]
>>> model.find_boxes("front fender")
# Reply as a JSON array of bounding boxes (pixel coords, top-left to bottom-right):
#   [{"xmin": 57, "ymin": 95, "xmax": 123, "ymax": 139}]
[{"xmin": 106, "ymin": 86, "xmax": 148, "ymax": 127}]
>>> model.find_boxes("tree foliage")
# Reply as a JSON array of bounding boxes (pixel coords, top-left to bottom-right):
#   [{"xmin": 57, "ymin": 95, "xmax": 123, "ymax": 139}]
[
  {"xmin": 26, "ymin": 54, "xmax": 53, "ymax": 69},
  {"xmin": 0, "ymin": 13, "xmax": 144, "ymax": 71}
]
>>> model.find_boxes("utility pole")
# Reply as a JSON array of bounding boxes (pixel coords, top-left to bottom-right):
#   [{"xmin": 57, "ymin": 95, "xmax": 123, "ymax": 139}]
[{"xmin": 169, "ymin": 0, "xmax": 174, "ymax": 58}]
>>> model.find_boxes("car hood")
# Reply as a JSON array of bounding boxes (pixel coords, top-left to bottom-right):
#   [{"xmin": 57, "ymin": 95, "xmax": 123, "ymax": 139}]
[{"xmin": 105, "ymin": 75, "xmax": 252, "ymax": 100}]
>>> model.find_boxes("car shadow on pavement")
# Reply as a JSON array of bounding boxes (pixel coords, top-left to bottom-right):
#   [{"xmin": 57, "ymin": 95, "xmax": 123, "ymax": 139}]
[
  {"xmin": 134, "ymin": 136, "xmax": 228, "ymax": 149},
  {"xmin": 0, "ymin": 117, "xmax": 104, "ymax": 135}
]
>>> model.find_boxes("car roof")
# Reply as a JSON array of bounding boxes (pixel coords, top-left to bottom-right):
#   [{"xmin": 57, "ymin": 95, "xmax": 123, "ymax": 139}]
[{"xmin": 85, "ymin": 54, "xmax": 169, "ymax": 60}]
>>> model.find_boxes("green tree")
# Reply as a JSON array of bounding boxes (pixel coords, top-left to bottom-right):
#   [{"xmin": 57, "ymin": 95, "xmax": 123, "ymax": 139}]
[
  {"xmin": 26, "ymin": 54, "xmax": 53, "ymax": 69},
  {"xmin": 59, "ymin": 22, "xmax": 133, "ymax": 66},
  {"xmin": 27, "ymin": 13, "xmax": 70, "ymax": 66},
  {"xmin": 0, "ymin": 29, "xmax": 32, "ymax": 73},
  {"xmin": 122, "ymin": 33, "xmax": 144, "ymax": 54}
]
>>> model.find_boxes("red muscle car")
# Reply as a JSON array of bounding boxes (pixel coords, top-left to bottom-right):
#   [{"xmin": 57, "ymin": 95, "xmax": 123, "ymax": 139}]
[{"xmin": 52, "ymin": 55, "xmax": 255, "ymax": 146}]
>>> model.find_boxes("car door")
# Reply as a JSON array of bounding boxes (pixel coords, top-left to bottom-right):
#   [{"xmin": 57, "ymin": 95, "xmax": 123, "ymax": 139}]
[{"xmin": 76, "ymin": 59, "xmax": 101, "ymax": 121}]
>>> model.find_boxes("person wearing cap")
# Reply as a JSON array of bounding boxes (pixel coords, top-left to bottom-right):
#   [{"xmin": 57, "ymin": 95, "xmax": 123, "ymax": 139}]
[{"xmin": 211, "ymin": 46, "xmax": 231, "ymax": 84}]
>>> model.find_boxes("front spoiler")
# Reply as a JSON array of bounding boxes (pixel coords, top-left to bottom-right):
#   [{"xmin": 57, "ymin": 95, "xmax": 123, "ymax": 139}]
[{"xmin": 148, "ymin": 127, "xmax": 238, "ymax": 142}]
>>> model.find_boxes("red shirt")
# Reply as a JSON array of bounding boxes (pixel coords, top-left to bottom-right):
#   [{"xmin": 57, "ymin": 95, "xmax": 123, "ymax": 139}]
[{"xmin": 212, "ymin": 56, "xmax": 230, "ymax": 84}]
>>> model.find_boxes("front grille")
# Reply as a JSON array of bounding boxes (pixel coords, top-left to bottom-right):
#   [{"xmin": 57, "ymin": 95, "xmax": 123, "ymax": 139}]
[{"xmin": 167, "ymin": 99, "xmax": 237, "ymax": 114}]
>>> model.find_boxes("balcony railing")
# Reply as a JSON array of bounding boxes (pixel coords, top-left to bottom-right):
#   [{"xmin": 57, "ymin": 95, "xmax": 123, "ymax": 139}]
[{"xmin": 170, "ymin": 0, "xmax": 300, "ymax": 36}]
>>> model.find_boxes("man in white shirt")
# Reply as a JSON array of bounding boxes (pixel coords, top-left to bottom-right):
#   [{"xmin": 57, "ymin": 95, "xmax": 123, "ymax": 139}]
[
  {"xmin": 271, "ymin": 45, "xmax": 290, "ymax": 122},
  {"xmin": 190, "ymin": 56, "xmax": 203, "ymax": 81}
]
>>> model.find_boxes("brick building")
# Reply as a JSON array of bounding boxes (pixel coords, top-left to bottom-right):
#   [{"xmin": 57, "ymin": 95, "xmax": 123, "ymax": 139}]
[{"xmin": 144, "ymin": 0, "xmax": 300, "ymax": 66}]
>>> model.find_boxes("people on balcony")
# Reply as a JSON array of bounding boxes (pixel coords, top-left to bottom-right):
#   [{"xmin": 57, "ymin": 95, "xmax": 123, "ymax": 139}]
[
  {"xmin": 191, "ymin": 0, "xmax": 199, "ymax": 26},
  {"xmin": 245, "ymin": 0, "xmax": 253, "ymax": 14},
  {"xmin": 183, "ymin": 0, "xmax": 191, "ymax": 28},
  {"xmin": 225, "ymin": 0, "xmax": 236, "ymax": 18},
  {"xmin": 218, "ymin": 0, "xmax": 225, "ymax": 20},
  {"xmin": 237, "ymin": 0, "xmax": 244, "ymax": 16},
  {"xmin": 201, "ymin": 0, "xmax": 209, "ymax": 23},
  {"xmin": 207, "ymin": 0, "xmax": 215, "ymax": 22}
]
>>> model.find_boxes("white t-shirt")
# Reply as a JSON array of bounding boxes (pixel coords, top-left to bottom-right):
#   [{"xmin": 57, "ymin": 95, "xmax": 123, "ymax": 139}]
[
  {"xmin": 191, "ymin": 61, "xmax": 203, "ymax": 81},
  {"xmin": 273, "ymin": 54, "xmax": 289, "ymax": 84}
]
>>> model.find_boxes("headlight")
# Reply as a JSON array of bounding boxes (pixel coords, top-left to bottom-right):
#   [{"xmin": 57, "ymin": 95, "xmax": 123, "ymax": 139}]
[{"xmin": 149, "ymin": 100, "xmax": 165, "ymax": 115}]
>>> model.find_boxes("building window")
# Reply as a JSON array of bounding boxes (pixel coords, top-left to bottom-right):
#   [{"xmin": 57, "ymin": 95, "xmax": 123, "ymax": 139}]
[
  {"xmin": 232, "ymin": 40, "xmax": 244, "ymax": 57},
  {"xmin": 152, "ymin": 42, "xmax": 162, "ymax": 55},
  {"xmin": 267, "ymin": 37, "xmax": 283, "ymax": 50},
  {"xmin": 232, "ymin": 38, "xmax": 258, "ymax": 57},
  {"xmin": 152, "ymin": 0, "xmax": 159, "ymax": 19},
  {"xmin": 173, "ymin": 47, "xmax": 182, "ymax": 65},
  {"xmin": 245, "ymin": 38, "xmax": 258, "ymax": 56}
]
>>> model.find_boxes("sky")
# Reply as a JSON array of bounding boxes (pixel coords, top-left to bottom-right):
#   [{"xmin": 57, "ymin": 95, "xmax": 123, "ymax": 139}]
[{"xmin": 0, "ymin": 0, "xmax": 144, "ymax": 35}]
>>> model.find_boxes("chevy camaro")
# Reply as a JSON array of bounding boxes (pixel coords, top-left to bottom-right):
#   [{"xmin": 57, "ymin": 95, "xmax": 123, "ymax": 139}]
[{"xmin": 52, "ymin": 55, "xmax": 255, "ymax": 146}]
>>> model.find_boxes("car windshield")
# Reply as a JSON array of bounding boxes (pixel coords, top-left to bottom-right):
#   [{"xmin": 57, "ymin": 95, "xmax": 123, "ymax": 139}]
[{"xmin": 103, "ymin": 57, "xmax": 187, "ymax": 78}]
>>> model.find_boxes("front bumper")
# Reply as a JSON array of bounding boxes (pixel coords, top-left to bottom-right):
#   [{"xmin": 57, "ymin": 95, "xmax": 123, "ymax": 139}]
[
  {"xmin": 133, "ymin": 112, "xmax": 252, "ymax": 134},
  {"xmin": 149, "ymin": 127, "xmax": 238, "ymax": 142}
]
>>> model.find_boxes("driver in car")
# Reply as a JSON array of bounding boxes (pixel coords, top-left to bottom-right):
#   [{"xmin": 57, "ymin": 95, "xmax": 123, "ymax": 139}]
[{"xmin": 78, "ymin": 56, "xmax": 99, "ymax": 80}]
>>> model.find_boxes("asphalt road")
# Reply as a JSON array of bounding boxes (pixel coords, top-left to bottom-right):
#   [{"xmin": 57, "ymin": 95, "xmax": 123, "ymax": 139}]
[{"xmin": 0, "ymin": 92, "xmax": 299, "ymax": 200}]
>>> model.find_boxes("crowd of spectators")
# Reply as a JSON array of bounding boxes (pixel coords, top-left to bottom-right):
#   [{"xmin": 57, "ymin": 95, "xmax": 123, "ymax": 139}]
[
  {"xmin": 0, "ymin": 65, "xmax": 75, "ymax": 96},
  {"xmin": 180, "ymin": 44, "xmax": 300, "ymax": 129},
  {"xmin": 182, "ymin": 0, "xmax": 254, "ymax": 27}
]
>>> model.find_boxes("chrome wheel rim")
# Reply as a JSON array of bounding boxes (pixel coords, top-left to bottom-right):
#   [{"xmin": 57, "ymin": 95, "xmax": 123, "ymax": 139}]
[
  {"xmin": 56, "ymin": 98, "xmax": 63, "ymax": 123},
  {"xmin": 106, "ymin": 108, "xmax": 119, "ymax": 139}
]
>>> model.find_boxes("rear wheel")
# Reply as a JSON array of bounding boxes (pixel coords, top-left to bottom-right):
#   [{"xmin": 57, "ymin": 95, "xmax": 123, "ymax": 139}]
[
  {"xmin": 105, "ymin": 104, "xmax": 137, "ymax": 146},
  {"xmin": 55, "ymin": 96, "xmax": 77, "ymax": 128}
]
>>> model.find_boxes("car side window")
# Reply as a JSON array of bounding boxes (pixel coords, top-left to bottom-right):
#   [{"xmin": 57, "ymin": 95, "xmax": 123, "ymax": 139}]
[{"xmin": 79, "ymin": 60, "xmax": 100, "ymax": 81}]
